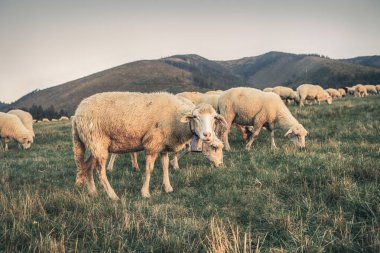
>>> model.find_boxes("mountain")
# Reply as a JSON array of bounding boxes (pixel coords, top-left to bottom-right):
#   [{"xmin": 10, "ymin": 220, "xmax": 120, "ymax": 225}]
[
  {"xmin": 218, "ymin": 51, "xmax": 380, "ymax": 89},
  {"xmin": 0, "ymin": 102, "xmax": 8, "ymax": 111},
  {"xmin": 340, "ymin": 55, "xmax": 380, "ymax": 69},
  {"xmin": 5, "ymin": 52, "xmax": 380, "ymax": 115}
]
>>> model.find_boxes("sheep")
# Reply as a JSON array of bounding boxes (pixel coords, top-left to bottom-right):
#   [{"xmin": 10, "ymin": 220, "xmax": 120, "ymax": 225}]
[
  {"xmin": 51, "ymin": 119, "xmax": 58, "ymax": 122},
  {"xmin": 355, "ymin": 84, "xmax": 368, "ymax": 97},
  {"xmin": 59, "ymin": 116, "xmax": 70, "ymax": 121},
  {"xmin": 376, "ymin": 85, "xmax": 380, "ymax": 93},
  {"xmin": 364, "ymin": 85, "xmax": 377, "ymax": 95},
  {"xmin": 7, "ymin": 109, "xmax": 35, "ymax": 137},
  {"xmin": 338, "ymin": 88, "xmax": 346, "ymax": 97},
  {"xmin": 325, "ymin": 88, "xmax": 342, "ymax": 98},
  {"xmin": 272, "ymin": 86, "xmax": 300, "ymax": 104},
  {"xmin": 263, "ymin": 87, "xmax": 273, "ymax": 92},
  {"xmin": 42, "ymin": 118, "xmax": 50, "ymax": 123},
  {"xmin": 218, "ymin": 87, "xmax": 308, "ymax": 151},
  {"xmin": 176, "ymin": 91, "xmax": 204, "ymax": 105},
  {"xmin": 72, "ymin": 92, "xmax": 227, "ymax": 200},
  {"xmin": 0, "ymin": 112, "xmax": 33, "ymax": 151},
  {"xmin": 346, "ymin": 86, "xmax": 356, "ymax": 96},
  {"xmin": 297, "ymin": 84, "xmax": 332, "ymax": 107}
]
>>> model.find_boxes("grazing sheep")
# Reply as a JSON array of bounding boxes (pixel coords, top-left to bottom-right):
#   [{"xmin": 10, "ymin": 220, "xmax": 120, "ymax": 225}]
[
  {"xmin": 218, "ymin": 87, "xmax": 308, "ymax": 151},
  {"xmin": 364, "ymin": 85, "xmax": 377, "ymax": 95},
  {"xmin": 272, "ymin": 86, "xmax": 300, "ymax": 104},
  {"xmin": 325, "ymin": 88, "xmax": 342, "ymax": 98},
  {"xmin": 376, "ymin": 85, "xmax": 380, "ymax": 93},
  {"xmin": 59, "ymin": 116, "xmax": 70, "ymax": 121},
  {"xmin": 338, "ymin": 88, "xmax": 346, "ymax": 97},
  {"xmin": 42, "ymin": 118, "xmax": 50, "ymax": 123},
  {"xmin": 263, "ymin": 87, "xmax": 273, "ymax": 92},
  {"xmin": 297, "ymin": 84, "xmax": 332, "ymax": 107},
  {"xmin": 355, "ymin": 84, "xmax": 368, "ymax": 97},
  {"xmin": 346, "ymin": 86, "xmax": 356, "ymax": 96},
  {"xmin": 0, "ymin": 112, "xmax": 33, "ymax": 151},
  {"xmin": 7, "ymin": 109, "xmax": 35, "ymax": 137},
  {"xmin": 72, "ymin": 92, "xmax": 226, "ymax": 200}
]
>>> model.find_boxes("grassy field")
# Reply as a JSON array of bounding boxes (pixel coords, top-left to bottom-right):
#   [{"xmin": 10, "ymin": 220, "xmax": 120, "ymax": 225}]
[{"xmin": 1, "ymin": 96, "xmax": 379, "ymax": 252}]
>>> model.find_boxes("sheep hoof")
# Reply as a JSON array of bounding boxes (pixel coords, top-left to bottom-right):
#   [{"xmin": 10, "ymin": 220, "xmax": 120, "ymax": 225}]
[
  {"xmin": 133, "ymin": 166, "xmax": 140, "ymax": 172},
  {"xmin": 245, "ymin": 146, "xmax": 252, "ymax": 151},
  {"xmin": 141, "ymin": 190, "xmax": 151, "ymax": 198},
  {"xmin": 170, "ymin": 160, "xmax": 180, "ymax": 170},
  {"xmin": 164, "ymin": 185, "xmax": 173, "ymax": 193}
]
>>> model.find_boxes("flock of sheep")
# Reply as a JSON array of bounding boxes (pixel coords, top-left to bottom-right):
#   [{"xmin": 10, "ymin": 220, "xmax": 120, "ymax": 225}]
[{"xmin": 1, "ymin": 83, "xmax": 379, "ymax": 200}]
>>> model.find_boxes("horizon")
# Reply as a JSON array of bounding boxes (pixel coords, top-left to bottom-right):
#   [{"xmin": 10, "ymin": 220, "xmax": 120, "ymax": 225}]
[{"xmin": 1, "ymin": 0, "xmax": 380, "ymax": 103}]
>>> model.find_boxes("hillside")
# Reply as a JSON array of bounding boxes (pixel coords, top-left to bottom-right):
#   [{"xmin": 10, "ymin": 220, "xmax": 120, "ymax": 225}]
[
  {"xmin": 5, "ymin": 52, "xmax": 380, "ymax": 115},
  {"xmin": 219, "ymin": 51, "xmax": 380, "ymax": 89},
  {"xmin": 341, "ymin": 55, "xmax": 380, "ymax": 69}
]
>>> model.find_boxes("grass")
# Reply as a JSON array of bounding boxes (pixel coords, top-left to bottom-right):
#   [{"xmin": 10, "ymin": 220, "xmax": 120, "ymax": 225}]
[{"xmin": 1, "ymin": 96, "xmax": 379, "ymax": 252}]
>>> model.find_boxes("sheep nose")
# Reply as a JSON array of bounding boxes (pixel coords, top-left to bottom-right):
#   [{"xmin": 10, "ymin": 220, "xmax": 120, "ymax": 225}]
[{"xmin": 203, "ymin": 132, "xmax": 211, "ymax": 138}]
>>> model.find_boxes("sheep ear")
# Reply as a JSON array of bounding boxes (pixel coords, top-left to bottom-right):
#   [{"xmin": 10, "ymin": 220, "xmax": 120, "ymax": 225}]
[
  {"xmin": 180, "ymin": 113, "xmax": 194, "ymax": 123},
  {"xmin": 284, "ymin": 129, "xmax": 294, "ymax": 137},
  {"xmin": 214, "ymin": 114, "xmax": 227, "ymax": 128}
]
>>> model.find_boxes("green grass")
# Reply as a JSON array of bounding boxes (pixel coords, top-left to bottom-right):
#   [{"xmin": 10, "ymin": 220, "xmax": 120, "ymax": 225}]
[{"xmin": 1, "ymin": 96, "xmax": 379, "ymax": 252}]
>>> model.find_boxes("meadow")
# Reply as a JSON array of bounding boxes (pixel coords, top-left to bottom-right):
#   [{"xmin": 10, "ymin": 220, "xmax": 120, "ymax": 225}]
[{"xmin": 0, "ymin": 96, "xmax": 379, "ymax": 252}]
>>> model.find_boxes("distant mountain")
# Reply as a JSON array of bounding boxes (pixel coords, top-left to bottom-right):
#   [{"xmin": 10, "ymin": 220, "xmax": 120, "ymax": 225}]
[
  {"xmin": 5, "ymin": 52, "xmax": 380, "ymax": 115},
  {"xmin": 0, "ymin": 101, "xmax": 9, "ymax": 111},
  {"xmin": 340, "ymin": 55, "xmax": 380, "ymax": 69},
  {"xmin": 219, "ymin": 51, "xmax": 380, "ymax": 89}
]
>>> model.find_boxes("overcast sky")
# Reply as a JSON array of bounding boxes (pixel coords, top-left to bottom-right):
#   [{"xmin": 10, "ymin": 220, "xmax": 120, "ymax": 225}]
[{"xmin": 0, "ymin": 0, "xmax": 379, "ymax": 103}]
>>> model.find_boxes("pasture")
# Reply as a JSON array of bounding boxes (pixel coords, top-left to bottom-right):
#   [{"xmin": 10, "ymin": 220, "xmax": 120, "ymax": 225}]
[{"xmin": 1, "ymin": 96, "xmax": 379, "ymax": 252}]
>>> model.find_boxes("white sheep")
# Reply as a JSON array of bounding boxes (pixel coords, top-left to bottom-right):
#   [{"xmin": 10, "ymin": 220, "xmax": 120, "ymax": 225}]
[
  {"xmin": 72, "ymin": 92, "xmax": 226, "ymax": 200},
  {"xmin": 59, "ymin": 116, "xmax": 70, "ymax": 121},
  {"xmin": 338, "ymin": 88, "xmax": 346, "ymax": 97},
  {"xmin": 42, "ymin": 118, "xmax": 50, "ymax": 123},
  {"xmin": 346, "ymin": 86, "xmax": 356, "ymax": 96},
  {"xmin": 355, "ymin": 84, "xmax": 368, "ymax": 97},
  {"xmin": 0, "ymin": 112, "xmax": 34, "ymax": 151},
  {"xmin": 376, "ymin": 85, "xmax": 380, "ymax": 93},
  {"xmin": 364, "ymin": 85, "xmax": 377, "ymax": 95},
  {"xmin": 218, "ymin": 87, "xmax": 308, "ymax": 151},
  {"xmin": 7, "ymin": 109, "xmax": 35, "ymax": 137},
  {"xmin": 325, "ymin": 88, "xmax": 342, "ymax": 98},
  {"xmin": 297, "ymin": 84, "xmax": 332, "ymax": 106},
  {"xmin": 7, "ymin": 110, "xmax": 34, "ymax": 138},
  {"xmin": 272, "ymin": 86, "xmax": 300, "ymax": 104}
]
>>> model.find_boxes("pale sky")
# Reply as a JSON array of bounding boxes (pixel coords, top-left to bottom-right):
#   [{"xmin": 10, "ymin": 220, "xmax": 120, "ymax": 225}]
[{"xmin": 1, "ymin": 0, "xmax": 379, "ymax": 103}]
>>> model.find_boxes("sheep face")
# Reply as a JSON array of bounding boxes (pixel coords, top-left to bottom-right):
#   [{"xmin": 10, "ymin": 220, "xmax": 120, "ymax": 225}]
[
  {"xmin": 202, "ymin": 138, "xmax": 224, "ymax": 168},
  {"xmin": 181, "ymin": 103, "xmax": 227, "ymax": 143},
  {"xmin": 17, "ymin": 135, "xmax": 33, "ymax": 149},
  {"xmin": 284, "ymin": 124, "xmax": 308, "ymax": 148}
]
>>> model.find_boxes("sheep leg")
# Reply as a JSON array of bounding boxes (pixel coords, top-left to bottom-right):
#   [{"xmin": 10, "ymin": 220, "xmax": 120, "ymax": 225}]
[
  {"xmin": 170, "ymin": 152, "xmax": 180, "ymax": 170},
  {"xmin": 4, "ymin": 138, "xmax": 9, "ymax": 151},
  {"xmin": 141, "ymin": 153, "xmax": 158, "ymax": 198},
  {"xmin": 131, "ymin": 152, "xmax": 139, "ymax": 171},
  {"xmin": 107, "ymin": 154, "xmax": 117, "ymax": 171},
  {"xmin": 85, "ymin": 156, "xmax": 97, "ymax": 195},
  {"xmin": 161, "ymin": 152, "xmax": 173, "ymax": 193},
  {"xmin": 269, "ymin": 130, "xmax": 277, "ymax": 150},
  {"xmin": 73, "ymin": 132, "xmax": 87, "ymax": 187},
  {"xmin": 95, "ymin": 153, "xmax": 119, "ymax": 200},
  {"xmin": 245, "ymin": 125, "xmax": 263, "ymax": 151}
]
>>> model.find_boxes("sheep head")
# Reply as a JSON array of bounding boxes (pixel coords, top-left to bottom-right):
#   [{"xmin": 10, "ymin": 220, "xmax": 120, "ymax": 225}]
[
  {"xmin": 202, "ymin": 137, "xmax": 224, "ymax": 168},
  {"xmin": 16, "ymin": 133, "xmax": 33, "ymax": 149},
  {"xmin": 284, "ymin": 124, "xmax": 308, "ymax": 148},
  {"xmin": 180, "ymin": 103, "xmax": 227, "ymax": 143}
]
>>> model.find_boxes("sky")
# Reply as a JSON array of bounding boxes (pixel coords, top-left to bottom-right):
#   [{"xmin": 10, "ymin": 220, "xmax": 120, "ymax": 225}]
[{"xmin": 0, "ymin": 0, "xmax": 379, "ymax": 103}]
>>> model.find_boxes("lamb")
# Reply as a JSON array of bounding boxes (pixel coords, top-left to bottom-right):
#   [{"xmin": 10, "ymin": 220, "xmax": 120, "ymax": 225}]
[
  {"xmin": 7, "ymin": 109, "xmax": 35, "ymax": 137},
  {"xmin": 272, "ymin": 86, "xmax": 300, "ymax": 104},
  {"xmin": 364, "ymin": 85, "xmax": 377, "ymax": 95},
  {"xmin": 218, "ymin": 87, "xmax": 308, "ymax": 151},
  {"xmin": 325, "ymin": 88, "xmax": 342, "ymax": 98},
  {"xmin": 355, "ymin": 84, "xmax": 368, "ymax": 97},
  {"xmin": 297, "ymin": 84, "xmax": 332, "ymax": 107},
  {"xmin": 0, "ymin": 112, "xmax": 34, "ymax": 151},
  {"xmin": 338, "ymin": 88, "xmax": 346, "ymax": 97},
  {"xmin": 72, "ymin": 92, "xmax": 226, "ymax": 200}
]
